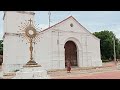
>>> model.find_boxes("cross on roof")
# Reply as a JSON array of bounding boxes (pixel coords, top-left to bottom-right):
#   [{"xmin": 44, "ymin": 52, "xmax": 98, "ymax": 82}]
[{"xmin": 28, "ymin": 18, "xmax": 32, "ymax": 25}]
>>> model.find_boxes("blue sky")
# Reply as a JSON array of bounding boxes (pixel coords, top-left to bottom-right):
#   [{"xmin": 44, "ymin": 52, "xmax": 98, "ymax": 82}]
[{"xmin": 0, "ymin": 11, "xmax": 120, "ymax": 40}]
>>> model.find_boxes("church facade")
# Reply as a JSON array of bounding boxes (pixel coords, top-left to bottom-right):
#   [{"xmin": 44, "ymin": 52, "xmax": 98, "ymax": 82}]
[{"xmin": 3, "ymin": 11, "xmax": 102, "ymax": 72}]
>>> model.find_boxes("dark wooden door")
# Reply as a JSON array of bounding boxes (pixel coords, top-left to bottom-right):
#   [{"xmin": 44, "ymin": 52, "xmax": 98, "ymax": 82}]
[{"xmin": 64, "ymin": 41, "xmax": 77, "ymax": 67}]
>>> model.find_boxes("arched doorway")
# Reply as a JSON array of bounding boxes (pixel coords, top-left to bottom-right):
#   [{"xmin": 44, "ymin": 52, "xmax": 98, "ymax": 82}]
[{"xmin": 64, "ymin": 41, "xmax": 77, "ymax": 67}]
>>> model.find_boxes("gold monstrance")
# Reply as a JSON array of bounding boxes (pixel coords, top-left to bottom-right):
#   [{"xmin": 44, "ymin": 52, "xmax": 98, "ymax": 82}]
[{"xmin": 19, "ymin": 19, "xmax": 41, "ymax": 67}]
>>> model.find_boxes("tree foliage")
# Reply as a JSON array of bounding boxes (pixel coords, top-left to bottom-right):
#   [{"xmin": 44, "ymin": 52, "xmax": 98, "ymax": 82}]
[
  {"xmin": 93, "ymin": 30, "xmax": 120, "ymax": 61},
  {"xmin": 0, "ymin": 40, "xmax": 3, "ymax": 55}
]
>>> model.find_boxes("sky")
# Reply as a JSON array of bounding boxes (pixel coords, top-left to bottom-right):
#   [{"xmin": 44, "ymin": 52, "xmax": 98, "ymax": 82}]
[{"xmin": 0, "ymin": 11, "xmax": 120, "ymax": 40}]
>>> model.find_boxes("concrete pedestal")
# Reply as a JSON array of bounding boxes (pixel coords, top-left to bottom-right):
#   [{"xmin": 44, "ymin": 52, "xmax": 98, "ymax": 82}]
[
  {"xmin": 12, "ymin": 65, "xmax": 49, "ymax": 79},
  {"xmin": 0, "ymin": 66, "xmax": 3, "ymax": 79},
  {"xmin": 0, "ymin": 71, "xmax": 3, "ymax": 78}
]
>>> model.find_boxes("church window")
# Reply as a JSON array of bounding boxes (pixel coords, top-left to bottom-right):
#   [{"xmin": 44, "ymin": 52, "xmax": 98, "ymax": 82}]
[{"xmin": 70, "ymin": 23, "xmax": 73, "ymax": 27}]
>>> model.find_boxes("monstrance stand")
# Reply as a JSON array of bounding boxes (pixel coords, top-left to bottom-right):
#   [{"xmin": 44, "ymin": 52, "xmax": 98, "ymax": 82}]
[{"xmin": 24, "ymin": 19, "xmax": 41, "ymax": 67}]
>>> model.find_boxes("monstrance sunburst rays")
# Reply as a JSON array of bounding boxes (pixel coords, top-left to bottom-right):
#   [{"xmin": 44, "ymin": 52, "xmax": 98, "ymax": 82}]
[
  {"xmin": 18, "ymin": 19, "xmax": 41, "ymax": 67},
  {"xmin": 18, "ymin": 19, "xmax": 40, "ymax": 43}
]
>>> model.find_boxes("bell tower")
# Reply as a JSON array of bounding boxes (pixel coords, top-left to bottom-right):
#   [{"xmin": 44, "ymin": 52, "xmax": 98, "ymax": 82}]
[
  {"xmin": 3, "ymin": 11, "xmax": 35, "ymax": 73},
  {"xmin": 3, "ymin": 11, "xmax": 35, "ymax": 33}
]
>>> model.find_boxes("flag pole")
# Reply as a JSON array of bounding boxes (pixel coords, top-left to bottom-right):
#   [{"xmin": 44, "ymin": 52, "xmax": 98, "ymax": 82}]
[{"xmin": 48, "ymin": 11, "xmax": 51, "ymax": 27}]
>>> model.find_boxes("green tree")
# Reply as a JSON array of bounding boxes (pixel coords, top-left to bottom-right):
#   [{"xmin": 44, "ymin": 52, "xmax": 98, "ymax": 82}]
[
  {"xmin": 93, "ymin": 30, "xmax": 120, "ymax": 61},
  {"xmin": 0, "ymin": 40, "xmax": 3, "ymax": 55}
]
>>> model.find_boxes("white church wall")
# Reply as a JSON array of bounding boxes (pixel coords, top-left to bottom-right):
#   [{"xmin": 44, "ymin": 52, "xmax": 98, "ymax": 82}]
[
  {"xmin": 81, "ymin": 35, "xmax": 91, "ymax": 67},
  {"xmin": 3, "ymin": 11, "xmax": 35, "ymax": 72},
  {"xmin": 51, "ymin": 24, "xmax": 88, "ymax": 68},
  {"xmin": 16, "ymin": 36, "xmax": 29, "ymax": 65},
  {"xmin": 3, "ymin": 12, "xmax": 102, "ymax": 72},
  {"xmin": 80, "ymin": 34, "xmax": 102, "ymax": 67},
  {"xmin": 50, "ymin": 30, "xmax": 65, "ymax": 69},
  {"xmin": 4, "ymin": 11, "xmax": 34, "ymax": 33},
  {"xmin": 49, "ymin": 16, "xmax": 102, "ymax": 68},
  {"xmin": 34, "ymin": 30, "xmax": 52, "ymax": 70},
  {"xmin": 52, "ymin": 30, "xmax": 83, "ymax": 68},
  {"xmin": 3, "ymin": 35, "xmax": 22, "ymax": 72},
  {"xmin": 3, "ymin": 35, "xmax": 31, "ymax": 72},
  {"xmin": 53, "ymin": 17, "xmax": 87, "ymax": 34},
  {"xmin": 34, "ymin": 16, "xmax": 102, "ymax": 69},
  {"xmin": 87, "ymin": 36, "xmax": 102, "ymax": 67}
]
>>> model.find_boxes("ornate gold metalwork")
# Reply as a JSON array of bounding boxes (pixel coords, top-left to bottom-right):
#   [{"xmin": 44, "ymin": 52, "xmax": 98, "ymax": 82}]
[
  {"xmin": 25, "ymin": 26, "xmax": 37, "ymax": 38},
  {"xmin": 18, "ymin": 18, "xmax": 41, "ymax": 66},
  {"xmin": 25, "ymin": 19, "xmax": 38, "ymax": 66},
  {"xmin": 26, "ymin": 38, "xmax": 38, "ymax": 65}
]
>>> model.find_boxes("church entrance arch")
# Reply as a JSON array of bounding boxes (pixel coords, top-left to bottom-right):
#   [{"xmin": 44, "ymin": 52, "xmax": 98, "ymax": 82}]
[{"xmin": 64, "ymin": 41, "xmax": 78, "ymax": 67}]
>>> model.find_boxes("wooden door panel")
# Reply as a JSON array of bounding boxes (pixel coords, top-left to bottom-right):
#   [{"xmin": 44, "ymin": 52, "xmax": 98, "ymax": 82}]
[{"xmin": 65, "ymin": 41, "xmax": 77, "ymax": 66}]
